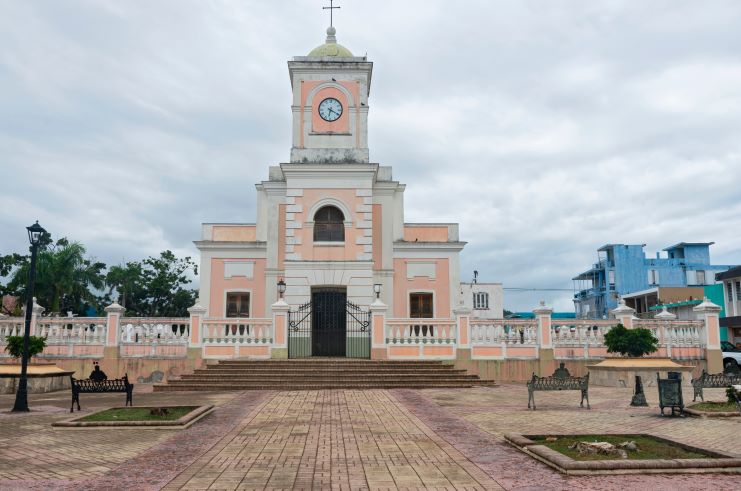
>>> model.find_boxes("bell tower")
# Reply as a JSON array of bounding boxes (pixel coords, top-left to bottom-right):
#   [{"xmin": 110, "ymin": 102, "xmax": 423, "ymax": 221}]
[{"xmin": 288, "ymin": 26, "xmax": 373, "ymax": 163}]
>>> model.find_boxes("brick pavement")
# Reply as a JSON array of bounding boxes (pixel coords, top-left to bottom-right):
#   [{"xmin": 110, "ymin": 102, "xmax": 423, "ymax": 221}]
[
  {"xmin": 0, "ymin": 386, "xmax": 241, "ymax": 489},
  {"xmin": 0, "ymin": 384, "xmax": 739, "ymax": 490},
  {"xmin": 165, "ymin": 390, "xmax": 500, "ymax": 490},
  {"xmin": 399, "ymin": 384, "xmax": 741, "ymax": 490}
]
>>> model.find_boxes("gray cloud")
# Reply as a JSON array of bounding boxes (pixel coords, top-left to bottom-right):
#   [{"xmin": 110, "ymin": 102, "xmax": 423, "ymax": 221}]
[{"xmin": 1, "ymin": 0, "xmax": 740, "ymax": 312}]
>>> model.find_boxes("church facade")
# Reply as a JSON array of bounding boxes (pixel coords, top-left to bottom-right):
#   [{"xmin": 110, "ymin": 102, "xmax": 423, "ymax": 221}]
[{"xmin": 195, "ymin": 27, "xmax": 466, "ymax": 358}]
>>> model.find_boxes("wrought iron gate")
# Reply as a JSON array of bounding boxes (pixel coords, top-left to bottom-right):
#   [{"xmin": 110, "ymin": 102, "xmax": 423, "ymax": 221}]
[{"xmin": 287, "ymin": 290, "xmax": 370, "ymax": 358}]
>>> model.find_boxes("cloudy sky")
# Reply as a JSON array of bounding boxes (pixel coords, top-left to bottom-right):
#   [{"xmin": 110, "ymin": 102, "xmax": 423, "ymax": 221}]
[{"xmin": 1, "ymin": 0, "xmax": 740, "ymax": 311}]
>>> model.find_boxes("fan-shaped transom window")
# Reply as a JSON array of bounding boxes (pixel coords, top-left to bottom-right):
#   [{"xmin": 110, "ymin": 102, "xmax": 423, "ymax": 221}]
[{"xmin": 313, "ymin": 205, "xmax": 345, "ymax": 242}]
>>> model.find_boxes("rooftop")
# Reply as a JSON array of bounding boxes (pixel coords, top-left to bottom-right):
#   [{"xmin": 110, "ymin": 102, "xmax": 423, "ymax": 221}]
[
  {"xmin": 308, "ymin": 27, "xmax": 353, "ymax": 57},
  {"xmin": 663, "ymin": 242, "xmax": 714, "ymax": 251},
  {"xmin": 717, "ymin": 265, "xmax": 741, "ymax": 281}
]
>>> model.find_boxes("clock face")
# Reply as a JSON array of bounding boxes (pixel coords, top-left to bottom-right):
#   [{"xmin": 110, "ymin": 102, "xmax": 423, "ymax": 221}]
[{"xmin": 318, "ymin": 97, "xmax": 343, "ymax": 122}]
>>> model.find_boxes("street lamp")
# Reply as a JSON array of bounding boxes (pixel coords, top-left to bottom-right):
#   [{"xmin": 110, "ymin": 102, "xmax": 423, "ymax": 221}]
[
  {"xmin": 13, "ymin": 221, "xmax": 46, "ymax": 412},
  {"xmin": 277, "ymin": 278, "xmax": 286, "ymax": 300},
  {"xmin": 373, "ymin": 283, "xmax": 382, "ymax": 299}
]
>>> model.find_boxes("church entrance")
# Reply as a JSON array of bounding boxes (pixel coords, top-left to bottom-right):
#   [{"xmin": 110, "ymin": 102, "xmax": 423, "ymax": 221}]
[
  {"xmin": 312, "ymin": 288, "xmax": 346, "ymax": 356},
  {"xmin": 287, "ymin": 287, "xmax": 370, "ymax": 358}
]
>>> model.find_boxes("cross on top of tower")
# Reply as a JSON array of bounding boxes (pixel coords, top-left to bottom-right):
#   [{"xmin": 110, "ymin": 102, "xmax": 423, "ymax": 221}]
[{"xmin": 323, "ymin": 0, "xmax": 340, "ymax": 27}]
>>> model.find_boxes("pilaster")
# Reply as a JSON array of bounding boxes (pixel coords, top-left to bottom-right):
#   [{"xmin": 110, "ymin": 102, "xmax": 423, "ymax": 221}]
[
  {"xmin": 104, "ymin": 301, "xmax": 125, "ymax": 347},
  {"xmin": 693, "ymin": 297, "xmax": 723, "ymax": 373},
  {"xmin": 534, "ymin": 301, "xmax": 554, "ymax": 375},
  {"xmin": 611, "ymin": 298, "xmax": 636, "ymax": 328},
  {"xmin": 187, "ymin": 299, "xmax": 207, "ymax": 348},
  {"xmin": 370, "ymin": 298, "xmax": 388, "ymax": 360},
  {"xmin": 272, "ymin": 299, "xmax": 290, "ymax": 359}
]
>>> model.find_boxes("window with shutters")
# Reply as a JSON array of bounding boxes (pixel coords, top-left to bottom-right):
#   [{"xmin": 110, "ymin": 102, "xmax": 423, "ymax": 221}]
[
  {"xmin": 473, "ymin": 292, "xmax": 489, "ymax": 310},
  {"xmin": 226, "ymin": 293, "xmax": 250, "ymax": 317},
  {"xmin": 313, "ymin": 205, "xmax": 345, "ymax": 242},
  {"xmin": 736, "ymin": 281, "xmax": 741, "ymax": 301},
  {"xmin": 409, "ymin": 293, "xmax": 433, "ymax": 318},
  {"xmin": 696, "ymin": 270, "xmax": 706, "ymax": 285},
  {"xmin": 409, "ymin": 293, "xmax": 434, "ymax": 337}
]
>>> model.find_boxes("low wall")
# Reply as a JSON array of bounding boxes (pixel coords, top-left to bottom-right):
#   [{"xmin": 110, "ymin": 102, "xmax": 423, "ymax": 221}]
[
  {"xmin": 0, "ymin": 372, "xmax": 72, "ymax": 394},
  {"xmin": 450, "ymin": 352, "xmax": 707, "ymax": 383},
  {"xmin": 46, "ymin": 347, "xmax": 205, "ymax": 384}
]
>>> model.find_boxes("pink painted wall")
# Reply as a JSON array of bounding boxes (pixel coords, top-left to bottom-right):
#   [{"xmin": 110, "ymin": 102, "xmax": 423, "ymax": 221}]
[
  {"xmin": 372, "ymin": 204, "xmax": 382, "ymax": 270},
  {"xmin": 403, "ymin": 226, "xmax": 449, "ymax": 242},
  {"xmin": 209, "ymin": 258, "xmax": 266, "ymax": 317},
  {"xmin": 300, "ymin": 81, "xmax": 360, "ymax": 136},
  {"xmin": 392, "ymin": 258, "xmax": 450, "ymax": 318},
  {"xmin": 292, "ymin": 189, "xmax": 369, "ymax": 262},
  {"xmin": 212, "ymin": 226, "xmax": 256, "ymax": 242}
]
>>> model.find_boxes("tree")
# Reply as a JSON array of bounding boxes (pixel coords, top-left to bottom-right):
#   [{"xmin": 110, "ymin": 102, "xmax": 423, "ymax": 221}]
[
  {"xmin": 0, "ymin": 253, "xmax": 27, "ymax": 315},
  {"xmin": 107, "ymin": 251, "xmax": 198, "ymax": 317},
  {"xmin": 105, "ymin": 262, "xmax": 144, "ymax": 310},
  {"xmin": 604, "ymin": 324, "xmax": 659, "ymax": 357},
  {"xmin": 5, "ymin": 238, "xmax": 106, "ymax": 315},
  {"xmin": 138, "ymin": 251, "xmax": 198, "ymax": 317}
]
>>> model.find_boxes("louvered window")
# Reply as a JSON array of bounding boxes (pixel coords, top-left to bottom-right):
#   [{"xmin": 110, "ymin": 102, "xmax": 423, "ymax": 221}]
[{"xmin": 313, "ymin": 206, "xmax": 345, "ymax": 242}]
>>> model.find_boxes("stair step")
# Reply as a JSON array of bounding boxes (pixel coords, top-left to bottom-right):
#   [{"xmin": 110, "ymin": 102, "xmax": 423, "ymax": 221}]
[{"xmin": 153, "ymin": 359, "xmax": 495, "ymax": 391}]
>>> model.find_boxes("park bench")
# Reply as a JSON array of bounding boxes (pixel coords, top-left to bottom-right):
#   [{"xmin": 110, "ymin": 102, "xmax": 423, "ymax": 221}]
[
  {"xmin": 690, "ymin": 370, "xmax": 741, "ymax": 402},
  {"xmin": 70, "ymin": 374, "xmax": 134, "ymax": 413},
  {"xmin": 527, "ymin": 364, "xmax": 590, "ymax": 410}
]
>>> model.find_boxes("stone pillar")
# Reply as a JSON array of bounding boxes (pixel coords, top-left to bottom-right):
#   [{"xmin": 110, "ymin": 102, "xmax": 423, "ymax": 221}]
[
  {"xmin": 611, "ymin": 298, "xmax": 635, "ymax": 328},
  {"xmin": 104, "ymin": 301, "xmax": 125, "ymax": 347},
  {"xmin": 534, "ymin": 301, "xmax": 554, "ymax": 375},
  {"xmin": 271, "ymin": 299, "xmax": 290, "ymax": 359},
  {"xmin": 454, "ymin": 307, "xmax": 472, "ymax": 361},
  {"xmin": 693, "ymin": 297, "xmax": 723, "ymax": 373},
  {"xmin": 187, "ymin": 299, "xmax": 207, "ymax": 348},
  {"xmin": 370, "ymin": 298, "xmax": 388, "ymax": 360},
  {"xmin": 655, "ymin": 306, "xmax": 677, "ymax": 358}
]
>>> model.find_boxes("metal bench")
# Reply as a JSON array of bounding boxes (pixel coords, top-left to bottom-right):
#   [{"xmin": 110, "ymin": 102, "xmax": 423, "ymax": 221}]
[
  {"xmin": 690, "ymin": 370, "xmax": 741, "ymax": 402},
  {"xmin": 70, "ymin": 374, "xmax": 134, "ymax": 413},
  {"xmin": 527, "ymin": 365, "xmax": 590, "ymax": 410}
]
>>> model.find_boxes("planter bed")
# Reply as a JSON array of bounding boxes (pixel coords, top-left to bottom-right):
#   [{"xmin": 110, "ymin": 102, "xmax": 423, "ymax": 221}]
[
  {"xmin": 504, "ymin": 433, "xmax": 741, "ymax": 475},
  {"xmin": 685, "ymin": 402, "xmax": 740, "ymax": 418},
  {"xmin": 52, "ymin": 405, "xmax": 213, "ymax": 429}
]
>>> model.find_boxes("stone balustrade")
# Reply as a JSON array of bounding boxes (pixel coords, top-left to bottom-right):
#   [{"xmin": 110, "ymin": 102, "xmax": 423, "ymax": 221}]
[
  {"xmin": 470, "ymin": 319, "xmax": 538, "ymax": 346},
  {"xmin": 0, "ymin": 297, "xmax": 725, "ymax": 369},
  {"xmin": 385, "ymin": 319, "xmax": 457, "ymax": 345},
  {"xmin": 119, "ymin": 318, "xmax": 190, "ymax": 344},
  {"xmin": 201, "ymin": 318, "xmax": 273, "ymax": 345}
]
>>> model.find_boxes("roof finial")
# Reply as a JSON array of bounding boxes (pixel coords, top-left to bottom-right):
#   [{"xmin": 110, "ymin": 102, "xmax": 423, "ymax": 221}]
[{"xmin": 323, "ymin": 0, "xmax": 340, "ymax": 28}]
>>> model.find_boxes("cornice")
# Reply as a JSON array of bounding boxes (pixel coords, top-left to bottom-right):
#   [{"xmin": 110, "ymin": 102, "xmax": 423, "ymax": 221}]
[
  {"xmin": 194, "ymin": 241, "xmax": 268, "ymax": 251},
  {"xmin": 393, "ymin": 241, "xmax": 467, "ymax": 252}
]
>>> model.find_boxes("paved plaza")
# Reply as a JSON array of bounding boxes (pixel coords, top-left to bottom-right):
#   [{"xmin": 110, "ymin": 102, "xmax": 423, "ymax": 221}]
[{"xmin": 0, "ymin": 384, "xmax": 739, "ymax": 490}]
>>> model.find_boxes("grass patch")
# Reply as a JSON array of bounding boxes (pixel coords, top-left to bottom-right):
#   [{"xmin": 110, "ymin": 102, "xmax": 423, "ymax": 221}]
[
  {"xmin": 80, "ymin": 406, "xmax": 197, "ymax": 422},
  {"xmin": 689, "ymin": 401, "xmax": 739, "ymax": 413},
  {"xmin": 531, "ymin": 434, "xmax": 709, "ymax": 461}
]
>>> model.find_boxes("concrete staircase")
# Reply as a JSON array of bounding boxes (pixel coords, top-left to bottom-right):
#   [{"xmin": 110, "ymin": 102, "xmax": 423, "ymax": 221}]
[{"xmin": 153, "ymin": 359, "xmax": 495, "ymax": 391}]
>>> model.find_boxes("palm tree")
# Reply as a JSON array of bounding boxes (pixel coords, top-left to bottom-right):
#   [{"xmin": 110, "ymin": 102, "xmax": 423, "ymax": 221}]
[
  {"xmin": 105, "ymin": 262, "xmax": 143, "ymax": 311},
  {"xmin": 9, "ymin": 239, "xmax": 106, "ymax": 315}
]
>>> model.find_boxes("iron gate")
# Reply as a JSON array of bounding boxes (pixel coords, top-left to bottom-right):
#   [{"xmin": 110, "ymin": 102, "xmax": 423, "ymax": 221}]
[{"xmin": 287, "ymin": 290, "xmax": 370, "ymax": 358}]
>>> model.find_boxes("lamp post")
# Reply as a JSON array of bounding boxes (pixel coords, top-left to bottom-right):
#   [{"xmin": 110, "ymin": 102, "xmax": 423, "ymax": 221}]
[
  {"xmin": 277, "ymin": 278, "xmax": 286, "ymax": 300},
  {"xmin": 373, "ymin": 283, "xmax": 382, "ymax": 299},
  {"xmin": 12, "ymin": 221, "xmax": 46, "ymax": 412}
]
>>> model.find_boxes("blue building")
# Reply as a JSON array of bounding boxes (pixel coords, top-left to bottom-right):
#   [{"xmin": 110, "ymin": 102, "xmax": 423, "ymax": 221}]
[{"xmin": 572, "ymin": 242, "xmax": 731, "ymax": 319}]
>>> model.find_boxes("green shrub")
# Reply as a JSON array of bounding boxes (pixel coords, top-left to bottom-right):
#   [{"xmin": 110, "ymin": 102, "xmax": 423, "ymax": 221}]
[
  {"xmin": 727, "ymin": 387, "xmax": 739, "ymax": 405},
  {"xmin": 4, "ymin": 336, "xmax": 47, "ymax": 359},
  {"xmin": 604, "ymin": 324, "xmax": 658, "ymax": 357}
]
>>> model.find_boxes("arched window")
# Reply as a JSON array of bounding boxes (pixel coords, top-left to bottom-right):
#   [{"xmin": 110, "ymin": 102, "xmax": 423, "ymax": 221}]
[{"xmin": 313, "ymin": 205, "xmax": 345, "ymax": 242}]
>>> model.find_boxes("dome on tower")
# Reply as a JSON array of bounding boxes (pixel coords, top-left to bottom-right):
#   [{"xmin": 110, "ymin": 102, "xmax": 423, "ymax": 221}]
[{"xmin": 308, "ymin": 26, "xmax": 353, "ymax": 57}]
